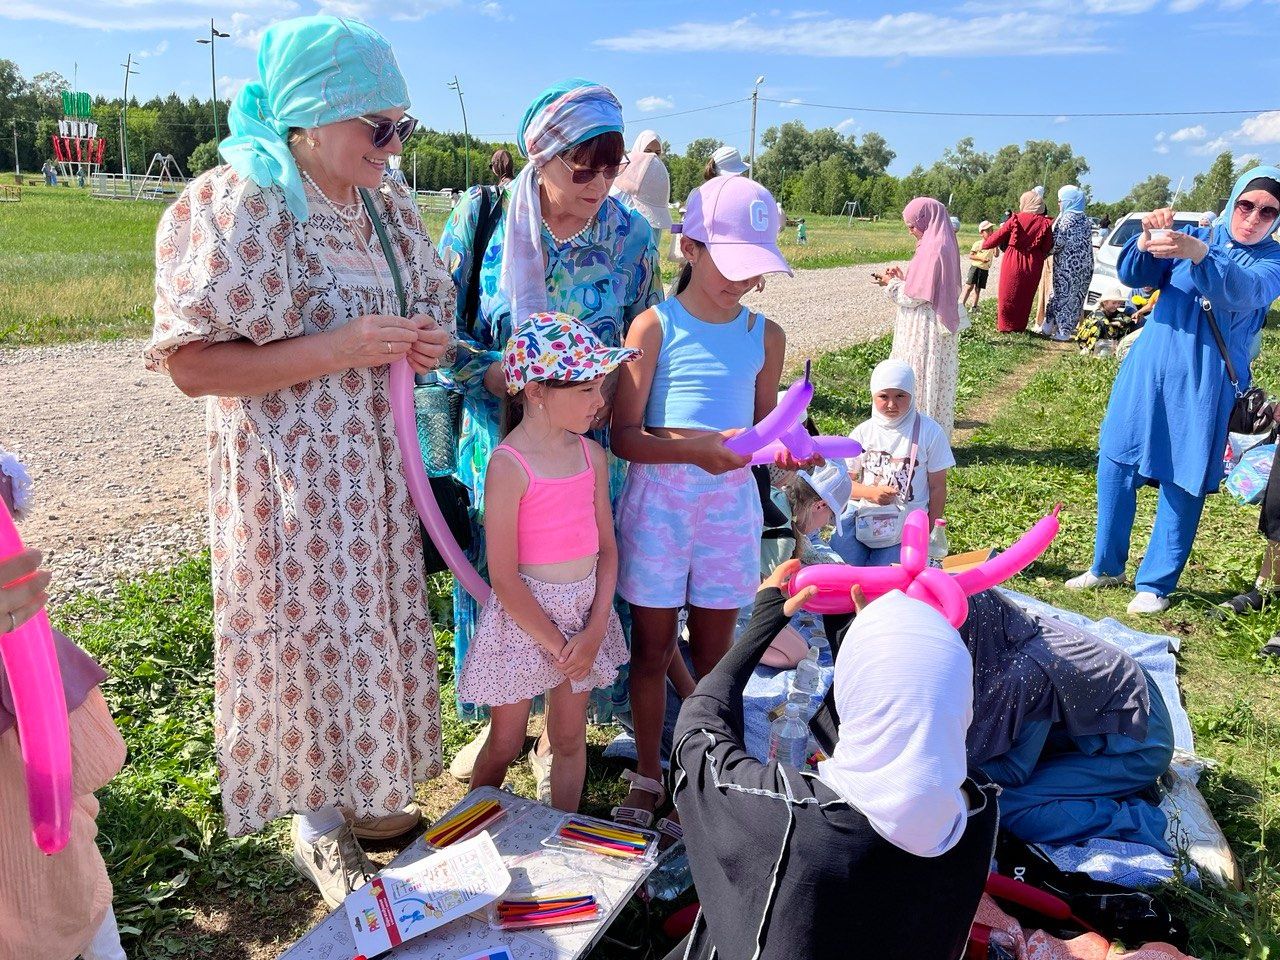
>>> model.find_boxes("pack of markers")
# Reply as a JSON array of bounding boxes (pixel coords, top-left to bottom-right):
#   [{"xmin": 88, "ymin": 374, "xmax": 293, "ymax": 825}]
[
  {"xmin": 421, "ymin": 796, "xmax": 517, "ymax": 849},
  {"xmin": 541, "ymin": 813, "xmax": 657, "ymax": 863},
  {"xmin": 487, "ymin": 890, "xmax": 602, "ymax": 931}
]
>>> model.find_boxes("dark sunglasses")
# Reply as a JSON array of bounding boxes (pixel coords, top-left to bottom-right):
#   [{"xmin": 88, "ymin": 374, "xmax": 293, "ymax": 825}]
[
  {"xmin": 556, "ymin": 154, "xmax": 629, "ymax": 185},
  {"xmin": 1235, "ymin": 197, "xmax": 1280, "ymax": 223},
  {"xmin": 357, "ymin": 113, "xmax": 418, "ymax": 149}
]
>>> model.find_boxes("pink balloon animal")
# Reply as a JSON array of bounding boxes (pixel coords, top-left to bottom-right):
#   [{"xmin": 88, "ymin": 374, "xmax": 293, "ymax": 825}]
[
  {"xmin": 389, "ymin": 360, "xmax": 491, "ymax": 603},
  {"xmin": 724, "ymin": 361, "xmax": 863, "ymax": 466},
  {"xmin": 0, "ymin": 498, "xmax": 71, "ymax": 854},
  {"xmin": 788, "ymin": 505, "xmax": 1062, "ymax": 626}
]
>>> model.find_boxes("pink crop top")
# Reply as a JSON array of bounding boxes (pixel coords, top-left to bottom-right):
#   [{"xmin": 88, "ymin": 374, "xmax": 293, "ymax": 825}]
[{"xmin": 495, "ymin": 437, "xmax": 600, "ymax": 565}]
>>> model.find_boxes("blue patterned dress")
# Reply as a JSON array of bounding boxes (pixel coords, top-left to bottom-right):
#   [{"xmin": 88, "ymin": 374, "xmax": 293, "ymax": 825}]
[{"xmin": 438, "ymin": 186, "xmax": 662, "ymax": 720}]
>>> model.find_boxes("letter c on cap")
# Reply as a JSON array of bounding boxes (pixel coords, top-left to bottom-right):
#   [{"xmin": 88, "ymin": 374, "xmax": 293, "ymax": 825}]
[{"xmin": 750, "ymin": 200, "xmax": 769, "ymax": 232}]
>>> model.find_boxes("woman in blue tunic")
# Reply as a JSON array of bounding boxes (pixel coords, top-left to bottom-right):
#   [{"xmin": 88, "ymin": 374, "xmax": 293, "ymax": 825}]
[
  {"xmin": 1043, "ymin": 184, "xmax": 1094, "ymax": 341},
  {"xmin": 1066, "ymin": 168, "xmax": 1280, "ymax": 614}
]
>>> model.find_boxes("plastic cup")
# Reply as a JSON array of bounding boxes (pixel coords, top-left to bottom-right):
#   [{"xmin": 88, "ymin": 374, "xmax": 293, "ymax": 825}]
[{"xmin": 1147, "ymin": 228, "xmax": 1170, "ymax": 242}]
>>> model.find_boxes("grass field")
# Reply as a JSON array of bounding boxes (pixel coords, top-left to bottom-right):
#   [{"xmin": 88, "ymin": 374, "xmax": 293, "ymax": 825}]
[
  {"xmin": 0, "ymin": 179, "xmax": 925, "ymax": 347},
  {"xmin": 43, "ymin": 308, "xmax": 1280, "ymax": 958}
]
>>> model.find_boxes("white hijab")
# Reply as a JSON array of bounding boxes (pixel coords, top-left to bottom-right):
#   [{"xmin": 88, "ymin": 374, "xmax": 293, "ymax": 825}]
[
  {"xmin": 868, "ymin": 358, "xmax": 917, "ymax": 429},
  {"xmin": 816, "ymin": 591, "xmax": 973, "ymax": 858}
]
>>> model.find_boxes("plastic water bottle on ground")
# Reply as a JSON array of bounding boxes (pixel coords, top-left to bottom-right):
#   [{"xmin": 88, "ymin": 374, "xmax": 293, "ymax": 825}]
[
  {"xmin": 769, "ymin": 701, "xmax": 810, "ymax": 769},
  {"xmin": 788, "ymin": 646, "xmax": 822, "ymax": 720},
  {"xmin": 645, "ymin": 840, "xmax": 691, "ymax": 901}
]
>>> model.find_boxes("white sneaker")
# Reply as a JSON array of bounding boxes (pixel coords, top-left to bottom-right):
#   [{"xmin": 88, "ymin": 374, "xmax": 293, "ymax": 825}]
[
  {"xmin": 1065, "ymin": 570, "xmax": 1123, "ymax": 591},
  {"xmin": 448, "ymin": 722, "xmax": 490, "ymax": 782},
  {"xmin": 1159, "ymin": 762, "xmax": 1239, "ymax": 888},
  {"xmin": 528, "ymin": 741, "xmax": 553, "ymax": 805},
  {"xmin": 1127, "ymin": 591, "xmax": 1171, "ymax": 614},
  {"xmin": 291, "ymin": 817, "xmax": 375, "ymax": 910}
]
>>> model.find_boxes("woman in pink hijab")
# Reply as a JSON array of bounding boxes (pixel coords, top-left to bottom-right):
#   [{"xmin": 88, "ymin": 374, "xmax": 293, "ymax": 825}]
[{"xmin": 875, "ymin": 197, "xmax": 963, "ymax": 437}]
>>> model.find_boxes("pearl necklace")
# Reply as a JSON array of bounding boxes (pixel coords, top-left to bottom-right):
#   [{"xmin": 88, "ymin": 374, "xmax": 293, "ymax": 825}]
[
  {"xmin": 301, "ymin": 169, "xmax": 365, "ymax": 227},
  {"xmin": 543, "ymin": 215, "xmax": 593, "ymax": 246}
]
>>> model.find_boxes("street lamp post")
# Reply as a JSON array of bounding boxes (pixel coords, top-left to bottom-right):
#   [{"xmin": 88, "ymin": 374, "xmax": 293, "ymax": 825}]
[
  {"xmin": 748, "ymin": 75, "xmax": 765, "ymax": 176},
  {"xmin": 196, "ymin": 19, "xmax": 231, "ymax": 144},
  {"xmin": 119, "ymin": 54, "xmax": 139, "ymax": 179},
  {"xmin": 447, "ymin": 76, "xmax": 471, "ymax": 190}
]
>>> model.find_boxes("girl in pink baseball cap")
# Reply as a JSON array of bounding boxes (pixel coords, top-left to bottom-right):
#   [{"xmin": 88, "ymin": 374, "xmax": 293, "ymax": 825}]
[{"xmin": 609, "ymin": 174, "xmax": 806, "ymax": 841}]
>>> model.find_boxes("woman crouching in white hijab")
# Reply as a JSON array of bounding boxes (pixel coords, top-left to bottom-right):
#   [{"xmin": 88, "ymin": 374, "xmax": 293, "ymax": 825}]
[{"xmin": 667, "ymin": 561, "xmax": 997, "ymax": 960}]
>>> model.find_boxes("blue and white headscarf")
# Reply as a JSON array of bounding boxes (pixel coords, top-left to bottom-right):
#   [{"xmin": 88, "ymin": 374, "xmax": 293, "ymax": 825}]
[
  {"xmin": 501, "ymin": 79, "xmax": 624, "ymax": 323},
  {"xmin": 219, "ymin": 15, "xmax": 410, "ymax": 222},
  {"xmin": 1057, "ymin": 184, "xmax": 1086, "ymax": 216},
  {"xmin": 1218, "ymin": 164, "xmax": 1280, "ymax": 245}
]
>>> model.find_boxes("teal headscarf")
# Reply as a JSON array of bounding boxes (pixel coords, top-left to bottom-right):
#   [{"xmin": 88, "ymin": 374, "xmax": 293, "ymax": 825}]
[{"xmin": 219, "ymin": 15, "xmax": 410, "ymax": 222}]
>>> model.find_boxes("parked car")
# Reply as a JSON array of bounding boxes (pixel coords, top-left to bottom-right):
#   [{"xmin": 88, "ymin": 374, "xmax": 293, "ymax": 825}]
[{"xmin": 1085, "ymin": 210, "xmax": 1214, "ymax": 309}]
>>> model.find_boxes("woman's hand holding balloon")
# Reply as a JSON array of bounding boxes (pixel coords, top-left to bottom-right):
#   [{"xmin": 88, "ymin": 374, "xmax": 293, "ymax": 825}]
[
  {"xmin": 406, "ymin": 316, "xmax": 453, "ymax": 375},
  {"xmin": 0, "ymin": 548, "xmax": 51, "ymax": 634},
  {"xmin": 331, "ymin": 314, "xmax": 419, "ymax": 370}
]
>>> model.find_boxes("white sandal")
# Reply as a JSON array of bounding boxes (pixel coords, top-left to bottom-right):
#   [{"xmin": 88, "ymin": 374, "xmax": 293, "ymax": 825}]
[{"xmin": 610, "ymin": 769, "xmax": 665, "ymax": 829}]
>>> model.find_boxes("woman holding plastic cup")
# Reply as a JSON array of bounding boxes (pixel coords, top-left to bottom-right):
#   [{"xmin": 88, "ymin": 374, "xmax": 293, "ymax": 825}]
[{"xmin": 1067, "ymin": 168, "xmax": 1280, "ymax": 614}]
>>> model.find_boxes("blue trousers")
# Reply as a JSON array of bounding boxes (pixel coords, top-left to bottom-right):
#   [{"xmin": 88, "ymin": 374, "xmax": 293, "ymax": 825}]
[
  {"xmin": 1091, "ymin": 456, "xmax": 1207, "ymax": 597},
  {"xmin": 983, "ymin": 678, "xmax": 1174, "ymax": 854},
  {"xmin": 829, "ymin": 521, "xmax": 902, "ymax": 567}
]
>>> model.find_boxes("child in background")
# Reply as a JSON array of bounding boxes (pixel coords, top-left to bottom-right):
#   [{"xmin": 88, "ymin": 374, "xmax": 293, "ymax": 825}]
[
  {"xmin": 784, "ymin": 461, "xmax": 851, "ymax": 567},
  {"xmin": 460, "ymin": 314, "xmax": 634, "ymax": 812},
  {"xmin": 963, "ymin": 220, "xmax": 998, "ymax": 312},
  {"xmin": 0, "ymin": 448, "xmax": 128, "ymax": 960},
  {"xmin": 1074, "ymin": 284, "xmax": 1138, "ymax": 356},
  {"xmin": 832, "ymin": 359, "xmax": 954, "ymax": 567},
  {"xmin": 796, "ymin": 218, "xmax": 808, "ymax": 244},
  {"xmin": 611, "ymin": 174, "xmax": 801, "ymax": 835}
]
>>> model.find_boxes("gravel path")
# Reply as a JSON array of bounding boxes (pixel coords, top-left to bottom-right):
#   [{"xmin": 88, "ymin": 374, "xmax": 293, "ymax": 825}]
[{"xmin": 3, "ymin": 256, "xmax": 1001, "ymax": 599}]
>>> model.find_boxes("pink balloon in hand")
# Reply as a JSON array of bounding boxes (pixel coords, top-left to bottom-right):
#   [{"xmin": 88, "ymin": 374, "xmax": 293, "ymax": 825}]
[{"xmin": 0, "ymin": 498, "xmax": 71, "ymax": 854}]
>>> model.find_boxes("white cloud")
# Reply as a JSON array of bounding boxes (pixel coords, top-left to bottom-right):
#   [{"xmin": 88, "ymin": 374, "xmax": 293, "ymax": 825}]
[
  {"xmin": 1170, "ymin": 124, "xmax": 1206, "ymax": 142},
  {"xmin": 136, "ymin": 39, "xmax": 170, "ymax": 58},
  {"xmin": 597, "ymin": 11, "xmax": 1103, "ymax": 57},
  {"xmin": 1169, "ymin": 0, "xmax": 1207, "ymax": 11},
  {"xmin": 1195, "ymin": 111, "xmax": 1280, "ymax": 155},
  {"xmin": 1155, "ymin": 131, "xmax": 1167, "ymax": 141},
  {"xmin": 478, "ymin": 2, "xmax": 511, "ymax": 20},
  {"xmin": 218, "ymin": 75, "xmax": 250, "ymax": 100},
  {"xmin": 779, "ymin": 97, "xmax": 804, "ymax": 109},
  {"xmin": 1154, "ymin": 143, "xmax": 1170, "ymax": 154},
  {"xmin": 635, "ymin": 96, "xmax": 674, "ymax": 113},
  {"xmin": 1053, "ymin": 115, "xmax": 1068, "ymax": 124},
  {"xmin": 835, "ymin": 117, "xmax": 858, "ymax": 133}
]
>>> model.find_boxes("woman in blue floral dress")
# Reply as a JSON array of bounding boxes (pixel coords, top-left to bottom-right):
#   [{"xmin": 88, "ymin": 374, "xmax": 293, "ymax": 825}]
[
  {"xmin": 1044, "ymin": 185, "xmax": 1094, "ymax": 341},
  {"xmin": 437, "ymin": 79, "xmax": 661, "ymax": 737}
]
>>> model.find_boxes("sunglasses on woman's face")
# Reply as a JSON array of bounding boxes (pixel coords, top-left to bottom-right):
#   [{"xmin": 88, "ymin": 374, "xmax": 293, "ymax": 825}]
[
  {"xmin": 556, "ymin": 154, "xmax": 629, "ymax": 185},
  {"xmin": 1235, "ymin": 198, "xmax": 1280, "ymax": 224},
  {"xmin": 357, "ymin": 113, "xmax": 418, "ymax": 149}
]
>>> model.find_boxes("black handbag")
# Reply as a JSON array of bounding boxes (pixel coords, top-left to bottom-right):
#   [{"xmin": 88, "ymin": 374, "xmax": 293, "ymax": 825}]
[
  {"xmin": 1199, "ymin": 296, "xmax": 1275, "ymax": 436},
  {"xmin": 361, "ymin": 188, "xmax": 474, "ymax": 574}
]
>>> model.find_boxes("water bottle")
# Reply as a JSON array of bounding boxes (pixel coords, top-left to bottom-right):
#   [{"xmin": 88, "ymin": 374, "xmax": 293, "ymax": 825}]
[
  {"xmin": 788, "ymin": 646, "xmax": 822, "ymax": 720},
  {"xmin": 644, "ymin": 840, "xmax": 691, "ymax": 901},
  {"xmin": 768, "ymin": 701, "xmax": 810, "ymax": 769},
  {"xmin": 929, "ymin": 518, "xmax": 950, "ymax": 561}
]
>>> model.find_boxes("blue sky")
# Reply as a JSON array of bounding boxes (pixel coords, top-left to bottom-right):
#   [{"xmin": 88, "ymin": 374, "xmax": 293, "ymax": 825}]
[{"xmin": 4, "ymin": 0, "xmax": 1279, "ymax": 200}]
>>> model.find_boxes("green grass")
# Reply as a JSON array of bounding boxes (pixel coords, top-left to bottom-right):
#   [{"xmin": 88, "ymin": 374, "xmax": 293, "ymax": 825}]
[{"xmin": 0, "ymin": 184, "xmax": 935, "ymax": 348}]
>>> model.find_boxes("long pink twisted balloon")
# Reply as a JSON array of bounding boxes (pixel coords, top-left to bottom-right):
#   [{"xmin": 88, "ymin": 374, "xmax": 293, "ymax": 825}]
[
  {"xmin": 0, "ymin": 498, "xmax": 71, "ymax": 854},
  {"xmin": 788, "ymin": 505, "xmax": 1062, "ymax": 626}
]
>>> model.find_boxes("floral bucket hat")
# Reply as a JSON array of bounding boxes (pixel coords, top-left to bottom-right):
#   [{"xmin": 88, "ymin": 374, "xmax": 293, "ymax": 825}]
[{"xmin": 502, "ymin": 312, "xmax": 641, "ymax": 395}]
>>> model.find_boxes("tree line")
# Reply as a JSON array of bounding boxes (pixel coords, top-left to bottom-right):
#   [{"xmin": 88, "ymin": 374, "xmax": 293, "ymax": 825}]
[{"xmin": 0, "ymin": 59, "xmax": 1251, "ymax": 221}]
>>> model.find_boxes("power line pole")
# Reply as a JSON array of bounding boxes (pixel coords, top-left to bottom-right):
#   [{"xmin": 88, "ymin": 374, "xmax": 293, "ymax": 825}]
[
  {"xmin": 119, "ymin": 54, "xmax": 139, "ymax": 178},
  {"xmin": 447, "ymin": 76, "xmax": 471, "ymax": 190},
  {"xmin": 748, "ymin": 75, "xmax": 765, "ymax": 176},
  {"xmin": 196, "ymin": 20, "xmax": 231, "ymax": 143},
  {"xmin": 11, "ymin": 119, "xmax": 19, "ymax": 177}
]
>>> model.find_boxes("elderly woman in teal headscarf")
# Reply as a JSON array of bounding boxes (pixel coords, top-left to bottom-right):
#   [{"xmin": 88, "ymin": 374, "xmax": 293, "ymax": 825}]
[
  {"xmin": 1042, "ymin": 184, "xmax": 1094, "ymax": 341},
  {"xmin": 437, "ymin": 80, "xmax": 661, "ymax": 748},
  {"xmin": 144, "ymin": 14, "xmax": 456, "ymax": 908},
  {"xmin": 1067, "ymin": 168, "xmax": 1280, "ymax": 615}
]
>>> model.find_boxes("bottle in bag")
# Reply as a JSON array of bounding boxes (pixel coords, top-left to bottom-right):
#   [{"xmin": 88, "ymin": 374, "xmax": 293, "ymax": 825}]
[{"xmin": 768, "ymin": 701, "xmax": 810, "ymax": 769}]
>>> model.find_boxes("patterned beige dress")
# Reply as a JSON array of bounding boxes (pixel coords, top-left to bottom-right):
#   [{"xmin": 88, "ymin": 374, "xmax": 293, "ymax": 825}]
[
  {"xmin": 885, "ymin": 278, "xmax": 960, "ymax": 440},
  {"xmin": 146, "ymin": 166, "xmax": 454, "ymax": 836}
]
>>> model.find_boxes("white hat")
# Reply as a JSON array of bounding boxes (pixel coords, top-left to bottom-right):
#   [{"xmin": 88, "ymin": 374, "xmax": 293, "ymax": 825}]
[
  {"xmin": 799, "ymin": 459, "xmax": 852, "ymax": 534},
  {"xmin": 711, "ymin": 144, "xmax": 749, "ymax": 176},
  {"xmin": 611, "ymin": 153, "xmax": 674, "ymax": 230},
  {"xmin": 1099, "ymin": 283, "xmax": 1129, "ymax": 304},
  {"xmin": 978, "ymin": 220, "xmax": 993, "ymax": 231}
]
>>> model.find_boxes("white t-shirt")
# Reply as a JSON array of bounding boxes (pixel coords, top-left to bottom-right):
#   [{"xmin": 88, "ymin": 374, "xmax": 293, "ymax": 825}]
[{"xmin": 847, "ymin": 412, "xmax": 955, "ymax": 513}]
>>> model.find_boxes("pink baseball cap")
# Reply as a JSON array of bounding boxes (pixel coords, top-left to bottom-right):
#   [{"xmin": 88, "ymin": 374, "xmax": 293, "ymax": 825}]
[{"xmin": 680, "ymin": 174, "xmax": 792, "ymax": 281}]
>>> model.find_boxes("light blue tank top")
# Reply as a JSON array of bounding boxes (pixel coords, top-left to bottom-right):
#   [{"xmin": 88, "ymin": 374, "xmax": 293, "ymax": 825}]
[{"xmin": 644, "ymin": 298, "xmax": 766, "ymax": 431}]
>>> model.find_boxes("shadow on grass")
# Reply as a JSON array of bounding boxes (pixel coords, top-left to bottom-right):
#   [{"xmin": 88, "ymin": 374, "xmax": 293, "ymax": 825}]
[{"xmin": 955, "ymin": 442, "xmax": 1099, "ymax": 470}]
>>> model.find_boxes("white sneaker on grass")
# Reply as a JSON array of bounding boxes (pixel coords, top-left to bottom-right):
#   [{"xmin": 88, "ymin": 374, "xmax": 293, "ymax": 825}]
[
  {"xmin": 291, "ymin": 817, "xmax": 375, "ymax": 910},
  {"xmin": 448, "ymin": 721, "xmax": 490, "ymax": 782},
  {"xmin": 1159, "ymin": 763, "xmax": 1238, "ymax": 888},
  {"xmin": 1064, "ymin": 570, "xmax": 1123, "ymax": 591},
  {"xmin": 1127, "ymin": 591, "xmax": 1170, "ymax": 614}
]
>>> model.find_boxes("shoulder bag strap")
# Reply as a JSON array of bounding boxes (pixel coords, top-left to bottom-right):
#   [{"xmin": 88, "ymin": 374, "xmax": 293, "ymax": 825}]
[
  {"xmin": 1198, "ymin": 296, "xmax": 1242, "ymax": 395},
  {"xmin": 360, "ymin": 188, "xmax": 407, "ymax": 317},
  {"xmin": 898, "ymin": 414, "xmax": 922, "ymax": 506},
  {"xmin": 464, "ymin": 186, "xmax": 504, "ymax": 337}
]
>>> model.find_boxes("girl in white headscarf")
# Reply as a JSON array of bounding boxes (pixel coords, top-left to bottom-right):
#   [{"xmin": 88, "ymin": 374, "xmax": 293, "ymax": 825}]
[
  {"xmin": 668, "ymin": 562, "xmax": 996, "ymax": 960},
  {"xmin": 831, "ymin": 358, "xmax": 955, "ymax": 567}
]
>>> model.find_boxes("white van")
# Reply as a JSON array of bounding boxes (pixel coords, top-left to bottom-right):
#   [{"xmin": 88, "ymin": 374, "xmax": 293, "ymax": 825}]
[{"xmin": 1086, "ymin": 211, "xmax": 1214, "ymax": 309}]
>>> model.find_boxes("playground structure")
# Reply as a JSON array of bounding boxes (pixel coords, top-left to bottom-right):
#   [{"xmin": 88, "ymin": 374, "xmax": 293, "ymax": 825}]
[
  {"xmin": 91, "ymin": 153, "xmax": 187, "ymax": 202},
  {"xmin": 51, "ymin": 91, "xmax": 105, "ymax": 181}
]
